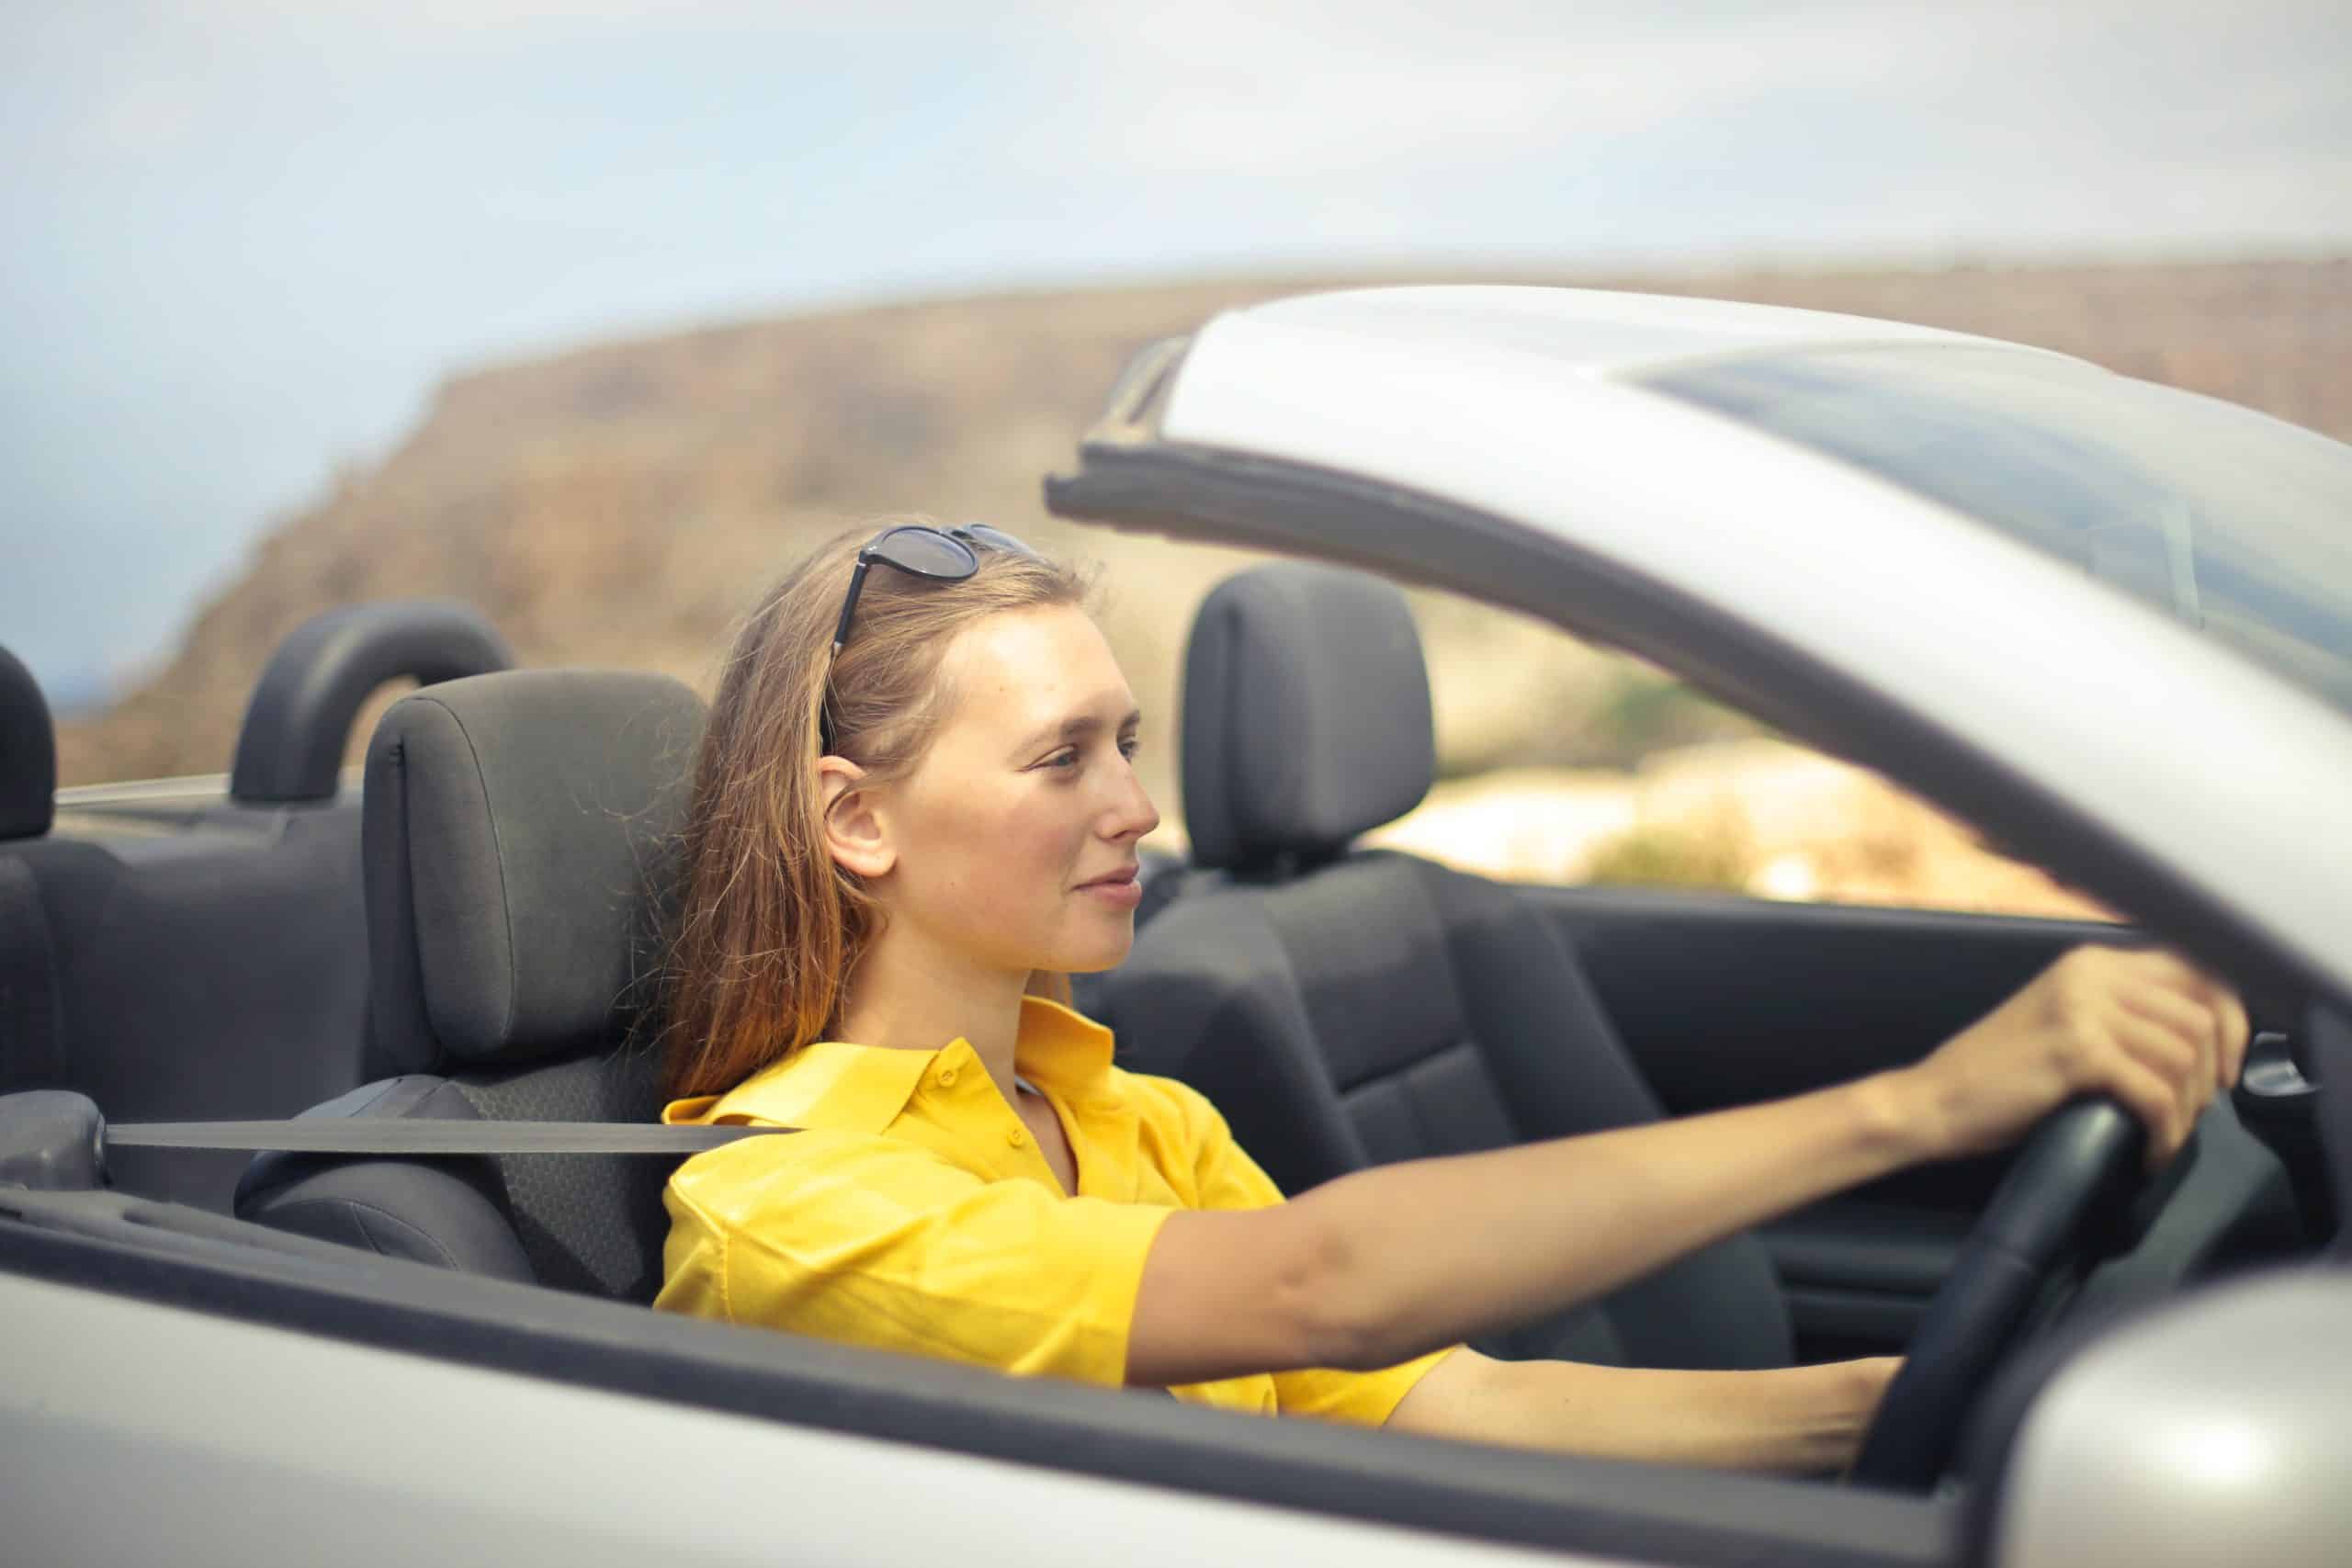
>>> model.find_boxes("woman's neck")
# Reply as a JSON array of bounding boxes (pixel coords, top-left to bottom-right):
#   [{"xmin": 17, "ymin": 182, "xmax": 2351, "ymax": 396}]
[{"xmin": 835, "ymin": 919, "xmax": 1031, "ymax": 1099}]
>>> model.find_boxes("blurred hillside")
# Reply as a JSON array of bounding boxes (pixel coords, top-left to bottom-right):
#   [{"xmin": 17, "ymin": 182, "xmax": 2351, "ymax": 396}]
[{"xmin": 57, "ymin": 256, "xmax": 2352, "ymax": 863}]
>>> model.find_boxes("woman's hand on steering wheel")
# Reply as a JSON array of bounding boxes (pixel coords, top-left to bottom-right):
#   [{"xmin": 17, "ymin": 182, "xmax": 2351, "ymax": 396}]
[{"xmin": 1896, "ymin": 945, "xmax": 2250, "ymax": 1173}]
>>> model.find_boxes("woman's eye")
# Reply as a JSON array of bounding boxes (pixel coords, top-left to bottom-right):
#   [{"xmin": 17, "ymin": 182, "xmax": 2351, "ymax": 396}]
[{"xmin": 1035, "ymin": 736, "xmax": 1138, "ymax": 774}]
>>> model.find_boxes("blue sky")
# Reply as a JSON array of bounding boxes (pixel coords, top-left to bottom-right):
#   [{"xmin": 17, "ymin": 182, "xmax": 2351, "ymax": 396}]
[{"xmin": 4, "ymin": 0, "xmax": 2347, "ymax": 707}]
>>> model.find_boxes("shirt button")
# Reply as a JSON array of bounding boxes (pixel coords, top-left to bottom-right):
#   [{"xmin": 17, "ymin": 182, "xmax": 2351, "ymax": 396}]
[
  {"xmin": 1007, "ymin": 1128, "xmax": 1027, "ymax": 1148},
  {"xmin": 935, "ymin": 1066, "xmax": 958, "ymax": 1088}
]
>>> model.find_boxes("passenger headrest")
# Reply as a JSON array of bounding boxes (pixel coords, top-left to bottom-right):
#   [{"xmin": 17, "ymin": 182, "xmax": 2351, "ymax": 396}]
[
  {"xmin": 364, "ymin": 670, "xmax": 707, "ymax": 1071},
  {"xmin": 0, "ymin": 646, "xmax": 56, "ymax": 840},
  {"xmin": 1180, "ymin": 563, "xmax": 1434, "ymax": 872}
]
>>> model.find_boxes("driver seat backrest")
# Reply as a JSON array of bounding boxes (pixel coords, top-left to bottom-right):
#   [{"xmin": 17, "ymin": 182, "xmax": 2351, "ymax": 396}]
[
  {"xmin": 237, "ymin": 670, "xmax": 706, "ymax": 1301},
  {"xmin": 1098, "ymin": 565, "xmax": 1793, "ymax": 1371}
]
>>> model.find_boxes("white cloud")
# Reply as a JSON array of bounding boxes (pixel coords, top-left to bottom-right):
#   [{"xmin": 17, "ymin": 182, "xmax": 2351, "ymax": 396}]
[
  {"xmin": 1004, "ymin": 3, "xmax": 1964, "ymax": 177},
  {"xmin": 984, "ymin": 0, "xmax": 2350, "ymax": 252}
]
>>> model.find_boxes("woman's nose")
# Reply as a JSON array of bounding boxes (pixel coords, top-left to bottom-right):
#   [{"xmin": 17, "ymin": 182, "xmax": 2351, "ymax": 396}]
[{"xmin": 1103, "ymin": 762, "xmax": 1160, "ymax": 842}]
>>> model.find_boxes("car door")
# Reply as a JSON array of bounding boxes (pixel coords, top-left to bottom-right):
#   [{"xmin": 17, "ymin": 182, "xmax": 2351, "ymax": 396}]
[{"xmin": 1530, "ymin": 886, "xmax": 2125, "ymax": 1359}]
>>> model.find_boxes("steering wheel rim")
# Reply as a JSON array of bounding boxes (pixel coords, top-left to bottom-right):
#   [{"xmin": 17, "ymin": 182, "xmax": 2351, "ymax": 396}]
[{"xmin": 1846, "ymin": 1099, "xmax": 2147, "ymax": 1491}]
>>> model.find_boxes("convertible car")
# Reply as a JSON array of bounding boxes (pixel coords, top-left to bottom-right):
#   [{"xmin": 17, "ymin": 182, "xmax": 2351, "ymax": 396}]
[{"xmin": 4, "ymin": 287, "xmax": 2348, "ymax": 1566}]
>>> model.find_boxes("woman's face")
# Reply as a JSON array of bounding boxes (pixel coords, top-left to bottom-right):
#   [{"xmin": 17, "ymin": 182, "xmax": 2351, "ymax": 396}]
[{"xmin": 863, "ymin": 604, "xmax": 1160, "ymax": 976}]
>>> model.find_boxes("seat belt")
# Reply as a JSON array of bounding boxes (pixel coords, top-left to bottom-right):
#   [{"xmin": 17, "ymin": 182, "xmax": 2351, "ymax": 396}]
[{"xmin": 103, "ymin": 1120, "xmax": 792, "ymax": 1156}]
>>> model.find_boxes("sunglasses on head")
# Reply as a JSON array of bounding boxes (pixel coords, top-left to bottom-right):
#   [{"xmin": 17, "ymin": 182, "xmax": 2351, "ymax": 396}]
[{"xmin": 820, "ymin": 522, "xmax": 1039, "ymax": 753}]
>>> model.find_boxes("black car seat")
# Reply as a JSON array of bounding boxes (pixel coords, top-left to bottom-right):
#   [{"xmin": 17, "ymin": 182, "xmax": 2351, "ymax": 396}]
[
  {"xmin": 1092, "ymin": 564, "xmax": 1794, "ymax": 1371},
  {"xmin": 237, "ymin": 668, "xmax": 706, "ymax": 1300},
  {"xmin": 0, "ymin": 608, "xmax": 509, "ymax": 1211}
]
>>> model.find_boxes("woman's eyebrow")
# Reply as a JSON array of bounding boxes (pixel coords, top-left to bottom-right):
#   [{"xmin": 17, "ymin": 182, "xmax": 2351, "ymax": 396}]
[{"xmin": 1013, "ymin": 707, "xmax": 1142, "ymax": 753}]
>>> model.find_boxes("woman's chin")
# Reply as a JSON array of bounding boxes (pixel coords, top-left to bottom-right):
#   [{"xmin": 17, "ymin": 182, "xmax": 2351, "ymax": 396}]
[{"xmin": 1049, "ymin": 924, "xmax": 1137, "ymax": 976}]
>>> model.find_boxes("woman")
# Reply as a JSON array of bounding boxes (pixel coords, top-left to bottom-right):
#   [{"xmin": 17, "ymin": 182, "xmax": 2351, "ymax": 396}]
[{"xmin": 652, "ymin": 521, "xmax": 2246, "ymax": 1472}]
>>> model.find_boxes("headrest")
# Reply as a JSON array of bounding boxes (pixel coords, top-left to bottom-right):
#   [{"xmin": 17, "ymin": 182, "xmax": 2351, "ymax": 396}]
[
  {"xmin": 0, "ymin": 646, "xmax": 56, "ymax": 840},
  {"xmin": 364, "ymin": 670, "xmax": 707, "ymax": 1072},
  {"xmin": 1180, "ymin": 564, "xmax": 1434, "ymax": 871}
]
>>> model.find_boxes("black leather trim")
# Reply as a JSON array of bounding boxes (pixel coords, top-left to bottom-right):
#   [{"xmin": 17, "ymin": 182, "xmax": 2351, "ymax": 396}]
[
  {"xmin": 1764, "ymin": 1204, "xmax": 1971, "ymax": 1299},
  {"xmin": 235, "ymin": 1075, "xmax": 537, "ymax": 1283}
]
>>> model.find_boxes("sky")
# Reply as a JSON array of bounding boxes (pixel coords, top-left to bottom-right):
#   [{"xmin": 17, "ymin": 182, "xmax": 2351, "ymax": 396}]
[{"xmin": 4, "ymin": 0, "xmax": 2348, "ymax": 709}]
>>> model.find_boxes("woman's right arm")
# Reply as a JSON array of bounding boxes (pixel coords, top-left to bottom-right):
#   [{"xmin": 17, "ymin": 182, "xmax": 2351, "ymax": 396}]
[{"xmin": 1125, "ymin": 944, "xmax": 2245, "ymax": 1387}]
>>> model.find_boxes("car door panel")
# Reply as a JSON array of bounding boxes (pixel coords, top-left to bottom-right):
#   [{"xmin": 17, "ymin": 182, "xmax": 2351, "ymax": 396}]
[
  {"xmin": 1758, "ymin": 1201, "xmax": 1976, "ymax": 1356},
  {"xmin": 1523, "ymin": 886, "xmax": 2132, "ymax": 1357}
]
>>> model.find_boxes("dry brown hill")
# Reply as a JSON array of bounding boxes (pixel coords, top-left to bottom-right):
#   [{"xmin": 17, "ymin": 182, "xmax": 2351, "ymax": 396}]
[{"xmin": 58, "ymin": 256, "xmax": 2352, "ymax": 823}]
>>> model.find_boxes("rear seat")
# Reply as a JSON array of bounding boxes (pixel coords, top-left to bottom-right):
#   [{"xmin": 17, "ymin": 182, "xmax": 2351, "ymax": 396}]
[{"xmin": 0, "ymin": 604, "xmax": 510, "ymax": 1211}]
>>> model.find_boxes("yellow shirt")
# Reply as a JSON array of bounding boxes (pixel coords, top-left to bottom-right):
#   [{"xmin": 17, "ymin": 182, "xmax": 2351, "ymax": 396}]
[{"xmin": 656, "ymin": 995, "xmax": 1455, "ymax": 1424}]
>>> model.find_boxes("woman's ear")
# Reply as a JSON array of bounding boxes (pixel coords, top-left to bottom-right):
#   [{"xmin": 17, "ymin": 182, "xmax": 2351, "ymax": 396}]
[{"xmin": 817, "ymin": 757, "xmax": 897, "ymax": 880}]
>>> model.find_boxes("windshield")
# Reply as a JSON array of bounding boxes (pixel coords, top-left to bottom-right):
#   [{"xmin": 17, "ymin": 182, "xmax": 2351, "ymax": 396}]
[{"xmin": 1645, "ymin": 345, "xmax": 2352, "ymax": 716}]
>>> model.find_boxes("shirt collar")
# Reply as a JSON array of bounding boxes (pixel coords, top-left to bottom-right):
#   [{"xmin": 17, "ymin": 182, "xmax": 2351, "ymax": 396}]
[
  {"xmin": 1010, "ymin": 994, "xmax": 1117, "ymax": 1093},
  {"xmin": 662, "ymin": 994, "xmax": 1116, "ymax": 1132}
]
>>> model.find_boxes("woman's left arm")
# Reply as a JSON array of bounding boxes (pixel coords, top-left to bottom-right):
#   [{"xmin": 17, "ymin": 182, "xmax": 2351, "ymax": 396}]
[{"xmin": 1384, "ymin": 1348, "xmax": 1900, "ymax": 1474}]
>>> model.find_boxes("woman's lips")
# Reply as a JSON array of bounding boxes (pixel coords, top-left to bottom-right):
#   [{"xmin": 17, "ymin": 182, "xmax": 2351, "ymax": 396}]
[{"xmin": 1078, "ymin": 867, "xmax": 1142, "ymax": 908}]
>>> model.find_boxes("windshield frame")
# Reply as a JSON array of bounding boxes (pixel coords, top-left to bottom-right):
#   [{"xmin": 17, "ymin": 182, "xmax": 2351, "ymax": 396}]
[
  {"xmin": 1640, "ymin": 344, "xmax": 2352, "ymax": 721},
  {"xmin": 1049, "ymin": 423, "xmax": 2349, "ymax": 1016}
]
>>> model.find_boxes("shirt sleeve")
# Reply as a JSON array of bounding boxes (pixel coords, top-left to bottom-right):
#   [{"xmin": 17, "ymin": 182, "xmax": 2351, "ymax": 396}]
[
  {"xmin": 656, "ymin": 1129, "xmax": 1174, "ymax": 1388},
  {"xmin": 1152, "ymin": 1075, "xmax": 1465, "ymax": 1425},
  {"xmin": 1150, "ymin": 1072, "xmax": 1286, "ymax": 1211}
]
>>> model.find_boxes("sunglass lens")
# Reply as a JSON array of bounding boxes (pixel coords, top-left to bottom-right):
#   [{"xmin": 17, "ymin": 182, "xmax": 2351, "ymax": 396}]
[
  {"xmin": 871, "ymin": 526, "xmax": 977, "ymax": 579},
  {"xmin": 957, "ymin": 524, "xmax": 1038, "ymax": 558}
]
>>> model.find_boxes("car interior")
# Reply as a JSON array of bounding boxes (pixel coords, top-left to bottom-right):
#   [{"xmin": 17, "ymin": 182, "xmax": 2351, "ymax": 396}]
[
  {"xmin": 0, "ymin": 553, "xmax": 2333, "ymax": 1561},
  {"xmin": 0, "ymin": 604, "xmax": 512, "ymax": 1211}
]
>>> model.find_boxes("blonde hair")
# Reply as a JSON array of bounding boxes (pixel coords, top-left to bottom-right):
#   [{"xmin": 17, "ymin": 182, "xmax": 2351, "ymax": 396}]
[{"xmin": 660, "ymin": 522, "xmax": 1092, "ymax": 1099}]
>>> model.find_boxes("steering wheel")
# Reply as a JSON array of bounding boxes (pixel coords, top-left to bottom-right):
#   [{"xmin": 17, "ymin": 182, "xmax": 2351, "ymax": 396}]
[{"xmin": 1846, "ymin": 1099, "xmax": 2147, "ymax": 1491}]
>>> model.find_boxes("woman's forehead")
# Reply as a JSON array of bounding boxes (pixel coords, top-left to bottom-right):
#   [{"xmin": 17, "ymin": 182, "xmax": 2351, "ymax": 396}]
[{"xmin": 937, "ymin": 605, "xmax": 1136, "ymax": 737}]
